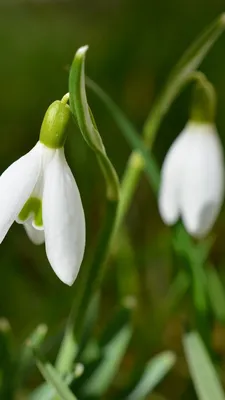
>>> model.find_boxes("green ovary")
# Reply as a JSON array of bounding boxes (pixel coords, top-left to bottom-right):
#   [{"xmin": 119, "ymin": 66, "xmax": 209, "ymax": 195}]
[{"xmin": 19, "ymin": 197, "xmax": 43, "ymax": 227}]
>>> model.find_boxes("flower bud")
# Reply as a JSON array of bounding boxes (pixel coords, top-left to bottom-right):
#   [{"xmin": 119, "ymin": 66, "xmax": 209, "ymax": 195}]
[{"xmin": 39, "ymin": 100, "xmax": 71, "ymax": 149}]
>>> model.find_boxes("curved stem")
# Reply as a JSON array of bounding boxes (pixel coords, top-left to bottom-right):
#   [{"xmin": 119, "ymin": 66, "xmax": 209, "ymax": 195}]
[{"xmin": 56, "ymin": 14, "xmax": 225, "ymax": 373}]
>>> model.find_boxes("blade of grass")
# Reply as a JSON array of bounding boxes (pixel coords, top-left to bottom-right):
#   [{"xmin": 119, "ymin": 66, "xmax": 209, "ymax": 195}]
[
  {"xmin": 82, "ymin": 324, "xmax": 132, "ymax": 397},
  {"xmin": 183, "ymin": 331, "xmax": 225, "ymax": 400},
  {"xmin": 35, "ymin": 358, "xmax": 77, "ymax": 400},
  {"xmin": 206, "ymin": 265, "xmax": 225, "ymax": 323},
  {"xmin": 127, "ymin": 351, "xmax": 176, "ymax": 400}
]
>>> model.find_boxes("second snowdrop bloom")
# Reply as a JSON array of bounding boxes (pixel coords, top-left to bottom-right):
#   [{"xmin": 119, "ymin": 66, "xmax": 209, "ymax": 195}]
[
  {"xmin": 0, "ymin": 98, "xmax": 85, "ymax": 285},
  {"xmin": 159, "ymin": 122, "xmax": 225, "ymax": 238}
]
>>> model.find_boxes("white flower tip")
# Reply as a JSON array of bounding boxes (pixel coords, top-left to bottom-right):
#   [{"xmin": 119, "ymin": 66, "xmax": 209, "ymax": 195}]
[
  {"xmin": 60, "ymin": 276, "xmax": 75, "ymax": 287},
  {"xmin": 159, "ymin": 203, "xmax": 179, "ymax": 226},
  {"xmin": 183, "ymin": 202, "xmax": 220, "ymax": 240},
  {"xmin": 76, "ymin": 45, "xmax": 89, "ymax": 58},
  {"xmin": 158, "ymin": 191, "xmax": 179, "ymax": 226},
  {"xmin": 185, "ymin": 223, "xmax": 206, "ymax": 240},
  {"xmin": 56, "ymin": 269, "xmax": 78, "ymax": 286},
  {"xmin": 49, "ymin": 254, "xmax": 84, "ymax": 287}
]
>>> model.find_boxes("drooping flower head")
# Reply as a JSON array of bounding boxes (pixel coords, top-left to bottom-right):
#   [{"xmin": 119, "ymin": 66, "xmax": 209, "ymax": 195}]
[
  {"xmin": 0, "ymin": 95, "xmax": 85, "ymax": 285},
  {"xmin": 159, "ymin": 76, "xmax": 225, "ymax": 238}
]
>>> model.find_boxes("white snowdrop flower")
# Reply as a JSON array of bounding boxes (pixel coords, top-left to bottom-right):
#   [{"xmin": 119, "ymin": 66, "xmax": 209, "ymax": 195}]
[
  {"xmin": 0, "ymin": 97, "xmax": 85, "ymax": 285},
  {"xmin": 159, "ymin": 121, "xmax": 225, "ymax": 238}
]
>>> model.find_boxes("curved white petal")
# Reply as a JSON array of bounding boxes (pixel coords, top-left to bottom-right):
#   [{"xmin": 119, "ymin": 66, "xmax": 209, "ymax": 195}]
[
  {"xmin": 0, "ymin": 142, "xmax": 42, "ymax": 242},
  {"xmin": 43, "ymin": 149, "xmax": 85, "ymax": 285},
  {"xmin": 180, "ymin": 123, "xmax": 224, "ymax": 238},
  {"xmin": 24, "ymin": 221, "xmax": 45, "ymax": 245},
  {"xmin": 159, "ymin": 128, "xmax": 190, "ymax": 225}
]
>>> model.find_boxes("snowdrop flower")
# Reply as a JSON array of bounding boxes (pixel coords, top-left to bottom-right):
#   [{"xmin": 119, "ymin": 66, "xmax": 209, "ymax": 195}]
[
  {"xmin": 0, "ymin": 97, "xmax": 85, "ymax": 285},
  {"xmin": 159, "ymin": 121, "xmax": 224, "ymax": 238}
]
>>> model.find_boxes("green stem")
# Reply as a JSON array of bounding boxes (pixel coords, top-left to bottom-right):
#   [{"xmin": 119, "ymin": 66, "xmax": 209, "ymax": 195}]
[
  {"xmin": 78, "ymin": 199, "xmax": 118, "ymax": 317},
  {"xmin": 56, "ymin": 198, "xmax": 118, "ymax": 373},
  {"xmin": 57, "ymin": 15, "xmax": 225, "ymax": 372},
  {"xmin": 113, "ymin": 151, "xmax": 144, "ymax": 237},
  {"xmin": 86, "ymin": 77, "xmax": 160, "ymax": 233}
]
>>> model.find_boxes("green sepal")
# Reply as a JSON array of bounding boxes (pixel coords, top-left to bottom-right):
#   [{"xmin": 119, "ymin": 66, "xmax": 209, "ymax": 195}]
[
  {"xmin": 18, "ymin": 197, "xmax": 43, "ymax": 228},
  {"xmin": 39, "ymin": 100, "xmax": 71, "ymax": 149}
]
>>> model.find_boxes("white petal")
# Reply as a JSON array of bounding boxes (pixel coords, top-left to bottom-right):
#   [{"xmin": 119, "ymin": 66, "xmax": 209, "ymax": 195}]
[
  {"xmin": 159, "ymin": 128, "xmax": 190, "ymax": 225},
  {"xmin": 24, "ymin": 221, "xmax": 45, "ymax": 245},
  {"xmin": 0, "ymin": 142, "xmax": 42, "ymax": 242},
  {"xmin": 180, "ymin": 123, "xmax": 224, "ymax": 238},
  {"xmin": 43, "ymin": 149, "xmax": 85, "ymax": 285}
]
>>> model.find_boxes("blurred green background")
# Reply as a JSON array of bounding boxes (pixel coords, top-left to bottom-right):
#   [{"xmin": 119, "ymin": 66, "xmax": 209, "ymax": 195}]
[{"xmin": 1, "ymin": 0, "xmax": 225, "ymax": 399}]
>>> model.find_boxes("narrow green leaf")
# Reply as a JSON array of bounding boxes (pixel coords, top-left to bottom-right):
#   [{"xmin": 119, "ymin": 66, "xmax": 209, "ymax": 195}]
[
  {"xmin": 166, "ymin": 270, "xmax": 190, "ymax": 310},
  {"xmin": 127, "ymin": 351, "xmax": 176, "ymax": 400},
  {"xmin": 115, "ymin": 229, "xmax": 139, "ymax": 299},
  {"xmin": 206, "ymin": 266, "xmax": 225, "ymax": 322},
  {"xmin": 29, "ymin": 370, "xmax": 78, "ymax": 400},
  {"xmin": 83, "ymin": 324, "xmax": 132, "ymax": 396},
  {"xmin": 36, "ymin": 359, "xmax": 77, "ymax": 400},
  {"xmin": 183, "ymin": 331, "xmax": 225, "ymax": 400},
  {"xmin": 18, "ymin": 324, "xmax": 48, "ymax": 379},
  {"xmin": 87, "ymin": 15, "xmax": 225, "ymax": 193},
  {"xmin": 69, "ymin": 46, "xmax": 120, "ymax": 201},
  {"xmin": 56, "ymin": 292, "xmax": 99, "ymax": 375},
  {"xmin": 173, "ymin": 224, "xmax": 212, "ymax": 316},
  {"xmin": 0, "ymin": 319, "xmax": 15, "ymax": 399},
  {"xmin": 143, "ymin": 14, "xmax": 225, "ymax": 146},
  {"xmin": 174, "ymin": 15, "xmax": 225, "ymax": 78},
  {"xmin": 29, "ymin": 383, "xmax": 54, "ymax": 400},
  {"xmin": 78, "ymin": 292, "xmax": 100, "ymax": 355},
  {"xmin": 86, "ymin": 77, "xmax": 160, "ymax": 194},
  {"xmin": 55, "ymin": 328, "xmax": 78, "ymax": 377}
]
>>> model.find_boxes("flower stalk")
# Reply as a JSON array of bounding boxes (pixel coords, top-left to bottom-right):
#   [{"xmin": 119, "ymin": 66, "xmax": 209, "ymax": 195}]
[
  {"xmin": 115, "ymin": 13, "xmax": 225, "ymax": 235},
  {"xmin": 69, "ymin": 46, "xmax": 120, "ymax": 202},
  {"xmin": 56, "ymin": 46, "xmax": 120, "ymax": 373},
  {"xmin": 56, "ymin": 14, "xmax": 225, "ymax": 371}
]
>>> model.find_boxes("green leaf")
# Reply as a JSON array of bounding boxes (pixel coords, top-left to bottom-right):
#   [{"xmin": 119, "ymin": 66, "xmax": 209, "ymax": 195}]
[
  {"xmin": 173, "ymin": 224, "xmax": 213, "ymax": 316},
  {"xmin": 56, "ymin": 292, "xmax": 99, "ymax": 375},
  {"xmin": 55, "ymin": 328, "xmax": 78, "ymax": 377},
  {"xmin": 18, "ymin": 324, "xmax": 48, "ymax": 380},
  {"xmin": 87, "ymin": 15, "xmax": 225, "ymax": 192},
  {"xmin": 127, "ymin": 351, "xmax": 176, "ymax": 400},
  {"xmin": 166, "ymin": 270, "xmax": 190, "ymax": 310},
  {"xmin": 143, "ymin": 14, "xmax": 225, "ymax": 146},
  {"xmin": 35, "ymin": 358, "xmax": 77, "ymax": 400},
  {"xmin": 29, "ymin": 382, "xmax": 54, "ymax": 400},
  {"xmin": 115, "ymin": 229, "xmax": 139, "ymax": 300},
  {"xmin": 82, "ymin": 324, "xmax": 132, "ymax": 397},
  {"xmin": 29, "ymin": 369, "xmax": 79, "ymax": 400},
  {"xmin": 183, "ymin": 331, "xmax": 225, "ymax": 400},
  {"xmin": 0, "ymin": 319, "xmax": 15, "ymax": 399},
  {"xmin": 69, "ymin": 46, "xmax": 120, "ymax": 201},
  {"xmin": 80, "ymin": 307, "xmax": 133, "ymax": 397},
  {"xmin": 206, "ymin": 266, "xmax": 225, "ymax": 322},
  {"xmin": 86, "ymin": 77, "xmax": 160, "ymax": 194}
]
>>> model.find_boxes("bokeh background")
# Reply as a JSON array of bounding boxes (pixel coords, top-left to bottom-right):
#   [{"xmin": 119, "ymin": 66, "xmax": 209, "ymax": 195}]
[{"xmin": 1, "ymin": 0, "xmax": 225, "ymax": 399}]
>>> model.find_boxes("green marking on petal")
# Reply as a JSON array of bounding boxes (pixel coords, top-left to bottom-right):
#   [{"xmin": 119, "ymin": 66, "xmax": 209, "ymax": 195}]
[{"xmin": 19, "ymin": 197, "xmax": 43, "ymax": 227}]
